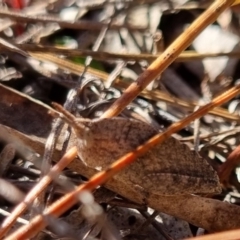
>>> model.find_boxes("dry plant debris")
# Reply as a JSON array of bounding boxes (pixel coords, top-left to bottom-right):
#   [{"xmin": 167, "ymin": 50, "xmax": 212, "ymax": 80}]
[{"xmin": 1, "ymin": 0, "xmax": 240, "ymax": 239}]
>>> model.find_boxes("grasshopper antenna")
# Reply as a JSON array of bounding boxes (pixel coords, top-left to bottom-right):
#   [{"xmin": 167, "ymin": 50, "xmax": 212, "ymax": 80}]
[{"xmin": 50, "ymin": 102, "xmax": 87, "ymax": 133}]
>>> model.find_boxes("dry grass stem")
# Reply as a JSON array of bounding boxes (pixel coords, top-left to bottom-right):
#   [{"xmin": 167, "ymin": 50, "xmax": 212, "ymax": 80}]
[
  {"xmin": 0, "ymin": 8, "xmax": 144, "ymax": 31},
  {"xmin": 9, "ymin": 44, "xmax": 240, "ymax": 62}
]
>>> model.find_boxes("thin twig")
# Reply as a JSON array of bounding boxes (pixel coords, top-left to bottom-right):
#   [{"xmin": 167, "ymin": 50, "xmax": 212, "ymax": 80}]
[
  {"xmin": 0, "ymin": 209, "xmax": 28, "ymax": 225},
  {"xmin": 181, "ymin": 126, "xmax": 240, "ymax": 141},
  {"xmin": 0, "ymin": 1, "xmax": 56, "ymax": 33},
  {"xmin": 139, "ymin": 210, "xmax": 173, "ymax": 240},
  {"xmin": 9, "ymin": 44, "xmax": 240, "ymax": 61},
  {"xmin": 0, "ymin": 8, "xmax": 145, "ymax": 31}
]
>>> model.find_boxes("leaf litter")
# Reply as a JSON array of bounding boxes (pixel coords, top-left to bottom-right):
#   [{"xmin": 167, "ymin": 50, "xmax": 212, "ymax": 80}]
[{"xmin": 1, "ymin": 0, "xmax": 240, "ymax": 239}]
